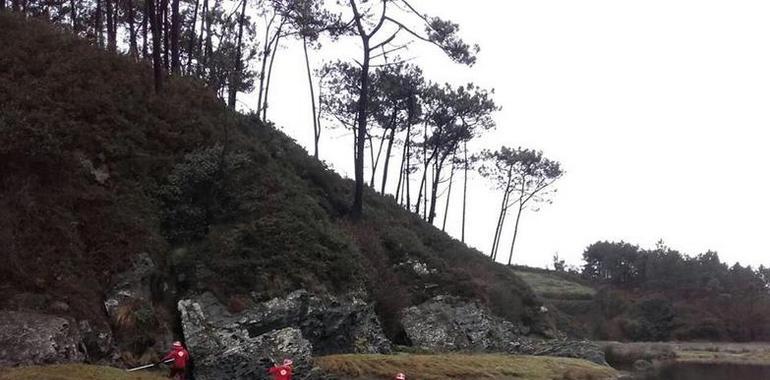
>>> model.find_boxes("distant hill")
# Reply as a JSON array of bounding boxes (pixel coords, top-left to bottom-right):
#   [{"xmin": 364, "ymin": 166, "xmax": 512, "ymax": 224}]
[
  {"xmin": 0, "ymin": 13, "xmax": 548, "ymax": 361},
  {"xmin": 513, "ymin": 258, "xmax": 770, "ymax": 343}
]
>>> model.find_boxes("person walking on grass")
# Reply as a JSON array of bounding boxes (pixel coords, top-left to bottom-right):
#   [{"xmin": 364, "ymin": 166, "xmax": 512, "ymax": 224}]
[{"xmin": 160, "ymin": 341, "xmax": 190, "ymax": 380}]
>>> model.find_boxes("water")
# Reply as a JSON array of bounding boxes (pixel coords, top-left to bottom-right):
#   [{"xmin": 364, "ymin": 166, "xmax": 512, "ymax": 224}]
[{"xmin": 641, "ymin": 362, "xmax": 770, "ymax": 380}]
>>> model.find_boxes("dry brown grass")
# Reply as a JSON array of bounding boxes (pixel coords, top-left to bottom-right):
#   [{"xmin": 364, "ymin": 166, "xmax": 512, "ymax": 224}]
[
  {"xmin": 0, "ymin": 364, "xmax": 166, "ymax": 380},
  {"xmin": 315, "ymin": 353, "xmax": 617, "ymax": 380}
]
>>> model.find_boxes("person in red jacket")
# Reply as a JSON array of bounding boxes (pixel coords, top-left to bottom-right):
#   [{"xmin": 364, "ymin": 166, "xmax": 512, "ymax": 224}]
[
  {"xmin": 161, "ymin": 341, "xmax": 190, "ymax": 380},
  {"xmin": 268, "ymin": 358, "xmax": 293, "ymax": 380},
  {"xmin": 394, "ymin": 373, "xmax": 406, "ymax": 380}
]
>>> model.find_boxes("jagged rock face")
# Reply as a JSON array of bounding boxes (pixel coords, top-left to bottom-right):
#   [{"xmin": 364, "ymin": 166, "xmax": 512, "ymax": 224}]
[
  {"xmin": 0, "ymin": 311, "xmax": 85, "ymax": 366},
  {"xmin": 401, "ymin": 296, "xmax": 607, "ymax": 365},
  {"xmin": 178, "ymin": 290, "xmax": 391, "ymax": 380},
  {"xmin": 401, "ymin": 295, "xmax": 529, "ymax": 352}
]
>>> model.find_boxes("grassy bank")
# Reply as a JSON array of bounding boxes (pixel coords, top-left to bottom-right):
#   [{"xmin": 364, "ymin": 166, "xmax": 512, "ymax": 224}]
[
  {"xmin": 0, "ymin": 364, "xmax": 166, "ymax": 380},
  {"xmin": 316, "ymin": 353, "xmax": 617, "ymax": 380}
]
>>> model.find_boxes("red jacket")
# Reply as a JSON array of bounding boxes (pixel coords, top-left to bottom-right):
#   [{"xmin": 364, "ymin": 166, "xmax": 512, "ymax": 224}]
[
  {"xmin": 268, "ymin": 365, "xmax": 293, "ymax": 380},
  {"xmin": 162, "ymin": 347, "xmax": 190, "ymax": 369}
]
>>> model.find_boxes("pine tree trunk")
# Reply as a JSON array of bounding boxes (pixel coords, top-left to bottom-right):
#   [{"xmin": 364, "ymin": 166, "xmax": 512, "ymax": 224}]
[
  {"xmin": 228, "ymin": 0, "xmax": 247, "ymax": 109},
  {"xmin": 262, "ymin": 25, "xmax": 283, "ymax": 119},
  {"xmin": 147, "ymin": 0, "xmax": 163, "ymax": 92},
  {"xmin": 395, "ymin": 124, "xmax": 410, "ymax": 203},
  {"xmin": 352, "ymin": 41, "xmax": 370, "ymax": 217},
  {"xmin": 369, "ymin": 128, "xmax": 388, "ymax": 188},
  {"xmin": 415, "ymin": 169, "xmax": 424, "ymax": 215},
  {"xmin": 199, "ymin": 0, "xmax": 209, "ymax": 74},
  {"xmin": 405, "ymin": 99, "xmax": 414, "ymax": 209},
  {"xmin": 441, "ymin": 153, "xmax": 456, "ymax": 231},
  {"xmin": 105, "ymin": 0, "xmax": 116, "ymax": 52},
  {"xmin": 142, "ymin": 1, "xmax": 148, "ymax": 58},
  {"xmin": 507, "ymin": 179, "xmax": 527, "ymax": 265},
  {"xmin": 428, "ymin": 151, "xmax": 450, "ymax": 224},
  {"xmin": 95, "ymin": 0, "xmax": 102, "ymax": 46},
  {"xmin": 380, "ymin": 116, "xmax": 398, "ymax": 194},
  {"xmin": 490, "ymin": 189, "xmax": 509, "ymax": 259},
  {"xmin": 396, "ymin": 148, "xmax": 405, "ymax": 203},
  {"xmin": 70, "ymin": 0, "xmax": 76, "ymax": 33},
  {"xmin": 303, "ymin": 37, "xmax": 320, "ymax": 160},
  {"xmin": 162, "ymin": 0, "xmax": 169, "ymax": 69},
  {"xmin": 491, "ymin": 167, "xmax": 513, "ymax": 259},
  {"xmin": 185, "ymin": 0, "xmax": 199, "ymax": 72},
  {"xmin": 461, "ymin": 141, "xmax": 468, "ymax": 243},
  {"xmin": 507, "ymin": 203, "xmax": 524, "ymax": 265},
  {"xmin": 256, "ymin": 15, "xmax": 276, "ymax": 118},
  {"xmin": 128, "ymin": 0, "xmax": 138, "ymax": 59},
  {"xmin": 170, "ymin": 0, "xmax": 180, "ymax": 73}
]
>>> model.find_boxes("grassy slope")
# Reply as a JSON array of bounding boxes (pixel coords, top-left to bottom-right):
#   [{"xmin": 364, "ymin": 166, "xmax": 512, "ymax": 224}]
[
  {"xmin": 0, "ymin": 365, "xmax": 166, "ymax": 380},
  {"xmin": 513, "ymin": 270, "xmax": 596, "ymax": 301},
  {"xmin": 0, "ymin": 12, "xmax": 545, "ymax": 353},
  {"xmin": 316, "ymin": 354, "xmax": 617, "ymax": 380},
  {"xmin": 510, "ymin": 267, "xmax": 599, "ymax": 339}
]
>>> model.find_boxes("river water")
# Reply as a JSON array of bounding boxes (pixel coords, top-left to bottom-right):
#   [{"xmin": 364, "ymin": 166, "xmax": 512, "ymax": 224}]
[{"xmin": 639, "ymin": 362, "xmax": 770, "ymax": 380}]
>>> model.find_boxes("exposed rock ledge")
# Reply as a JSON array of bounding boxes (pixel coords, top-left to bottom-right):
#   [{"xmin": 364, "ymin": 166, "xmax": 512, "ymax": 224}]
[
  {"xmin": 401, "ymin": 295, "xmax": 607, "ymax": 365},
  {"xmin": 0, "ymin": 311, "xmax": 85, "ymax": 366},
  {"xmin": 178, "ymin": 290, "xmax": 391, "ymax": 380}
]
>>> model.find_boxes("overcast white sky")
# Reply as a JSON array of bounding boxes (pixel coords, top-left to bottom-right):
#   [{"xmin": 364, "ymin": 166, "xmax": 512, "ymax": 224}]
[{"xmin": 241, "ymin": 0, "xmax": 770, "ymax": 269}]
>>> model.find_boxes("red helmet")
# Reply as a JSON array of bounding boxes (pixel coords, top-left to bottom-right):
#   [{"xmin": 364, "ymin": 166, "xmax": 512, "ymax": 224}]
[
  {"xmin": 283, "ymin": 358, "xmax": 293, "ymax": 367},
  {"xmin": 395, "ymin": 373, "xmax": 406, "ymax": 380},
  {"xmin": 172, "ymin": 341, "xmax": 183, "ymax": 348}
]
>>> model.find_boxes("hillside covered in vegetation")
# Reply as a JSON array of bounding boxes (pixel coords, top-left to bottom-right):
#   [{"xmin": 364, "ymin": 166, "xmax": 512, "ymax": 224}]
[
  {"xmin": 0, "ymin": 13, "xmax": 550, "ymax": 364},
  {"xmin": 514, "ymin": 241, "xmax": 770, "ymax": 343}
]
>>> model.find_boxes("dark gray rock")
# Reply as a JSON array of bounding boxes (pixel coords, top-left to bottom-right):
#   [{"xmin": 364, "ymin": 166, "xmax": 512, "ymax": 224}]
[
  {"xmin": 0, "ymin": 311, "xmax": 85, "ymax": 366},
  {"xmin": 400, "ymin": 295, "xmax": 528, "ymax": 352},
  {"xmin": 240, "ymin": 290, "xmax": 391, "ymax": 355},
  {"xmin": 519, "ymin": 338, "xmax": 608, "ymax": 365},
  {"xmin": 178, "ymin": 290, "xmax": 391, "ymax": 380},
  {"xmin": 400, "ymin": 295, "xmax": 607, "ymax": 365}
]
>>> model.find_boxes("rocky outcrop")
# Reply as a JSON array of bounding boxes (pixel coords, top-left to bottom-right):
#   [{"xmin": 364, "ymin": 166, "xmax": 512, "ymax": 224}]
[
  {"xmin": 178, "ymin": 290, "xmax": 391, "ymax": 380},
  {"xmin": 401, "ymin": 295, "xmax": 529, "ymax": 352},
  {"xmin": 0, "ymin": 311, "xmax": 85, "ymax": 366},
  {"xmin": 401, "ymin": 295, "xmax": 607, "ymax": 365}
]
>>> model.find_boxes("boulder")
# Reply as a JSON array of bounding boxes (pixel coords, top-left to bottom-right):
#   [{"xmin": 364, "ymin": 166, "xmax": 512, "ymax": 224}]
[
  {"xmin": 0, "ymin": 311, "xmax": 85, "ymax": 366},
  {"xmin": 400, "ymin": 295, "xmax": 528, "ymax": 352},
  {"xmin": 178, "ymin": 290, "xmax": 391, "ymax": 380}
]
